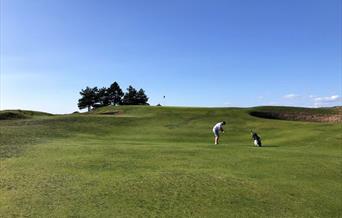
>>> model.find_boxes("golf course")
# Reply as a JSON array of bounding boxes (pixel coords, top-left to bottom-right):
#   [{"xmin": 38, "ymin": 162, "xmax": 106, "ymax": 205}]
[{"xmin": 0, "ymin": 106, "xmax": 341, "ymax": 217}]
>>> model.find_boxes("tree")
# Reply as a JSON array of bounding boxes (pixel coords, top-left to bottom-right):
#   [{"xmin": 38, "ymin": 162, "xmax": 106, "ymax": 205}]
[
  {"xmin": 122, "ymin": 85, "xmax": 138, "ymax": 105},
  {"xmin": 78, "ymin": 83, "xmax": 149, "ymax": 109},
  {"xmin": 107, "ymin": 82, "xmax": 124, "ymax": 105},
  {"xmin": 122, "ymin": 86, "xmax": 149, "ymax": 105},
  {"xmin": 78, "ymin": 86, "xmax": 97, "ymax": 112},
  {"xmin": 96, "ymin": 87, "xmax": 110, "ymax": 107},
  {"xmin": 136, "ymin": 88, "xmax": 149, "ymax": 105}
]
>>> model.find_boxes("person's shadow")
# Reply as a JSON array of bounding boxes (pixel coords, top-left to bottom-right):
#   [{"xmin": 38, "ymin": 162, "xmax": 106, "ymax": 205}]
[{"xmin": 259, "ymin": 145, "xmax": 279, "ymax": 148}]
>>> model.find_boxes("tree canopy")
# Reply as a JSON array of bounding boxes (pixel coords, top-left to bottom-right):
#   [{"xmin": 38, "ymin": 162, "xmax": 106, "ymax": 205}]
[
  {"xmin": 77, "ymin": 82, "xmax": 149, "ymax": 111},
  {"xmin": 78, "ymin": 86, "xmax": 98, "ymax": 112}
]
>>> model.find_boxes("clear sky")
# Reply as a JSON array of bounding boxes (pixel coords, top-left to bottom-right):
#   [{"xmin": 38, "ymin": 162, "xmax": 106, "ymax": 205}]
[{"xmin": 1, "ymin": 0, "xmax": 341, "ymax": 113}]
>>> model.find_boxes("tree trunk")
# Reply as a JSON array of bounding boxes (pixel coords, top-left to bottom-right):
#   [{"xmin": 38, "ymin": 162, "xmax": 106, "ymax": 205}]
[{"xmin": 88, "ymin": 106, "xmax": 91, "ymax": 112}]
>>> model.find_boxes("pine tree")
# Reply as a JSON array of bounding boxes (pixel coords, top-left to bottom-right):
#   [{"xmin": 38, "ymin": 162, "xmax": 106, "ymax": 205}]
[
  {"xmin": 78, "ymin": 86, "xmax": 97, "ymax": 111},
  {"xmin": 136, "ymin": 88, "xmax": 149, "ymax": 105},
  {"xmin": 107, "ymin": 82, "xmax": 124, "ymax": 105},
  {"xmin": 96, "ymin": 87, "xmax": 110, "ymax": 106},
  {"xmin": 122, "ymin": 85, "xmax": 138, "ymax": 105}
]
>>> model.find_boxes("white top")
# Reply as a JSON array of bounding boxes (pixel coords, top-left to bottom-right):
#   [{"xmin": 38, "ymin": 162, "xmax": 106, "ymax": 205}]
[{"xmin": 213, "ymin": 122, "xmax": 224, "ymax": 131}]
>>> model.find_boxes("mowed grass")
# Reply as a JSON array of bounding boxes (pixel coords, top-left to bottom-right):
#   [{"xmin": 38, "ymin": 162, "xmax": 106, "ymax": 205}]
[{"xmin": 0, "ymin": 106, "xmax": 341, "ymax": 217}]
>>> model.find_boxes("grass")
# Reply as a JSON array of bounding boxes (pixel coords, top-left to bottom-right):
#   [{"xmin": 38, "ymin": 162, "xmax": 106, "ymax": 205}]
[
  {"xmin": 0, "ymin": 110, "xmax": 52, "ymax": 120},
  {"xmin": 0, "ymin": 106, "xmax": 341, "ymax": 217},
  {"xmin": 251, "ymin": 106, "xmax": 341, "ymax": 115}
]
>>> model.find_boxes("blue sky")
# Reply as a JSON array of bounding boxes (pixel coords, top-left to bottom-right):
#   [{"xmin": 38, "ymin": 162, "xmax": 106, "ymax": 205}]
[{"xmin": 1, "ymin": 0, "xmax": 341, "ymax": 113}]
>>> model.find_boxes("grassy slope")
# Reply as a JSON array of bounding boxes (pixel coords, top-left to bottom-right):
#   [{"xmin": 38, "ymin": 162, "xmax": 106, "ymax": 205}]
[
  {"xmin": 0, "ymin": 106, "xmax": 341, "ymax": 217},
  {"xmin": 0, "ymin": 110, "xmax": 52, "ymax": 120},
  {"xmin": 250, "ymin": 106, "xmax": 342, "ymax": 116}
]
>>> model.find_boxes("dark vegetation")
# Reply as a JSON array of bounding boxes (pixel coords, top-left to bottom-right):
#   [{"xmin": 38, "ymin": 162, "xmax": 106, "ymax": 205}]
[
  {"xmin": 249, "ymin": 106, "xmax": 342, "ymax": 122},
  {"xmin": 78, "ymin": 81, "xmax": 149, "ymax": 111},
  {"xmin": 0, "ymin": 110, "xmax": 52, "ymax": 120}
]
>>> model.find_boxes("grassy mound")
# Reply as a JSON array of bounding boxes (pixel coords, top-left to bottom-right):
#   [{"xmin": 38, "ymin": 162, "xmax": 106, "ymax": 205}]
[
  {"xmin": 0, "ymin": 106, "xmax": 341, "ymax": 217},
  {"xmin": 249, "ymin": 106, "xmax": 342, "ymax": 122},
  {"xmin": 0, "ymin": 110, "xmax": 53, "ymax": 120},
  {"xmin": 89, "ymin": 105, "xmax": 163, "ymax": 117}
]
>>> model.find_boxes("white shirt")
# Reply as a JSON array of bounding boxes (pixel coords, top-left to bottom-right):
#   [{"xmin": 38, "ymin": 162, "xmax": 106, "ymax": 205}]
[{"xmin": 213, "ymin": 122, "xmax": 224, "ymax": 131}]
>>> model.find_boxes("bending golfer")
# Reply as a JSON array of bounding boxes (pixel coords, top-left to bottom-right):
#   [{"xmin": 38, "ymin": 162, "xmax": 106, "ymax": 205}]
[{"xmin": 213, "ymin": 121, "xmax": 226, "ymax": 145}]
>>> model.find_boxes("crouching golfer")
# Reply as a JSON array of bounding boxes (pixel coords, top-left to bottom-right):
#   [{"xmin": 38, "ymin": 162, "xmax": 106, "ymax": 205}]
[{"xmin": 213, "ymin": 121, "xmax": 226, "ymax": 145}]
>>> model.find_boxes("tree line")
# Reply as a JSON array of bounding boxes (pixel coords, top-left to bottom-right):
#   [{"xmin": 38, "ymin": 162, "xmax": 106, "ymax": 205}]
[{"xmin": 78, "ymin": 82, "xmax": 149, "ymax": 111}]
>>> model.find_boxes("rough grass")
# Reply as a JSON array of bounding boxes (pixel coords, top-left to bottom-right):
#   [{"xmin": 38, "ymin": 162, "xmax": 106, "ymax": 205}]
[
  {"xmin": 249, "ymin": 106, "xmax": 342, "ymax": 122},
  {"xmin": 0, "ymin": 110, "xmax": 52, "ymax": 120},
  {"xmin": 0, "ymin": 106, "xmax": 341, "ymax": 217},
  {"xmin": 251, "ymin": 106, "xmax": 341, "ymax": 115}
]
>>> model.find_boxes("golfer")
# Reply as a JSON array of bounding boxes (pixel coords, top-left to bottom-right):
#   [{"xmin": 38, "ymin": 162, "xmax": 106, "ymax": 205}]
[{"xmin": 213, "ymin": 121, "xmax": 226, "ymax": 144}]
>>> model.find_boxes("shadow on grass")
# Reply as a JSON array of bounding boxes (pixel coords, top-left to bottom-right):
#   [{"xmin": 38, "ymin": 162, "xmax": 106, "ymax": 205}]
[
  {"xmin": 206, "ymin": 143, "xmax": 280, "ymax": 149},
  {"xmin": 257, "ymin": 145, "xmax": 279, "ymax": 148},
  {"xmin": 206, "ymin": 144, "xmax": 226, "ymax": 149}
]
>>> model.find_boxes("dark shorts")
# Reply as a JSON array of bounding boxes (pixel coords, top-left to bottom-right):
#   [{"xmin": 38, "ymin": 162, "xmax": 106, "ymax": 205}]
[{"xmin": 213, "ymin": 128, "xmax": 220, "ymax": 137}]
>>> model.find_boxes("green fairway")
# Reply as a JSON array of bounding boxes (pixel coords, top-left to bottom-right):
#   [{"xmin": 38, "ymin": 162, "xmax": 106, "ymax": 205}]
[{"xmin": 0, "ymin": 106, "xmax": 341, "ymax": 217}]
